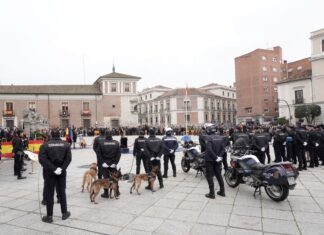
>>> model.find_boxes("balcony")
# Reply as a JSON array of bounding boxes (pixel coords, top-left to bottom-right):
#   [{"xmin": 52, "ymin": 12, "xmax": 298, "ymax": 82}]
[
  {"xmin": 3, "ymin": 110, "xmax": 14, "ymax": 116},
  {"xmin": 292, "ymin": 99, "xmax": 305, "ymax": 105},
  {"xmin": 59, "ymin": 110, "xmax": 70, "ymax": 117},
  {"xmin": 183, "ymin": 106, "xmax": 191, "ymax": 111},
  {"xmin": 81, "ymin": 109, "xmax": 91, "ymax": 116}
]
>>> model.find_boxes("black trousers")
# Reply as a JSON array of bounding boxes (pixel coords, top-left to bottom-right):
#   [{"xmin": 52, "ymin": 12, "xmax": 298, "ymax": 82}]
[
  {"xmin": 255, "ymin": 150, "xmax": 265, "ymax": 164},
  {"xmin": 205, "ymin": 161, "xmax": 224, "ymax": 195},
  {"xmin": 42, "ymin": 169, "xmax": 60, "ymax": 202},
  {"xmin": 292, "ymin": 145, "xmax": 297, "ymax": 164},
  {"xmin": 102, "ymin": 167, "xmax": 116, "ymax": 195},
  {"xmin": 148, "ymin": 159, "xmax": 163, "ymax": 186},
  {"xmin": 163, "ymin": 153, "xmax": 176, "ymax": 174},
  {"xmin": 309, "ymin": 146, "xmax": 320, "ymax": 167},
  {"xmin": 14, "ymin": 152, "xmax": 23, "ymax": 177},
  {"xmin": 97, "ymin": 159, "xmax": 103, "ymax": 179},
  {"xmin": 44, "ymin": 170, "xmax": 67, "ymax": 217},
  {"xmin": 136, "ymin": 153, "xmax": 148, "ymax": 174},
  {"xmin": 265, "ymin": 147, "xmax": 271, "ymax": 163},
  {"xmin": 286, "ymin": 143, "xmax": 293, "ymax": 162},
  {"xmin": 274, "ymin": 144, "xmax": 286, "ymax": 162},
  {"xmin": 222, "ymin": 152, "xmax": 228, "ymax": 171},
  {"xmin": 296, "ymin": 144, "xmax": 307, "ymax": 168}
]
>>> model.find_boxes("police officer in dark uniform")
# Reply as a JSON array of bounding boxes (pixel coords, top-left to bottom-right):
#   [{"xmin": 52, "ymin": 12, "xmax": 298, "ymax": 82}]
[
  {"xmin": 144, "ymin": 128, "xmax": 164, "ymax": 189},
  {"xmin": 319, "ymin": 125, "xmax": 324, "ymax": 165},
  {"xmin": 295, "ymin": 123, "xmax": 309, "ymax": 171},
  {"xmin": 286, "ymin": 126, "xmax": 294, "ymax": 163},
  {"xmin": 251, "ymin": 128, "xmax": 269, "ymax": 164},
  {"xmin": 12, "ymin": 131, "xmax": 26, "ymax": 179},
  {"xmin": 39, "ymin": 129, "xmax": 71, "ymax": 223},
  {"xmin": 308, "ymin": 125, "xmax": 321, "ymax": 168},
  {"xmin": 199, "ymin": 123, "xmax": 225, "ymax": 199},
  {"xmin": 133, "ymin": 130, "xmax": 148, "ymax": 174},
  {"xmin": 93, "ymin": 128, "xmax": 106, "ymax": 179},
  {"xmin": 273, "ymin": 127, "xmax": 288, "ymax": 162},
  {"xmin": 263, "ymin": 127, "xmax": 272, "ymax": 163},
  {"xmin": 231, "ymin": 127, "xmax": 250, "ymax": 150},
  {"xmin": 162, "ymin": 127, "xmax": 178, "ymax": 178},
  {"xmin": 97, "ymin": 130, "xmax": 121, "ymax": 198},
  {"xmin": 218, "ymin": 127, "xmax": 229, "ymax": 172}
]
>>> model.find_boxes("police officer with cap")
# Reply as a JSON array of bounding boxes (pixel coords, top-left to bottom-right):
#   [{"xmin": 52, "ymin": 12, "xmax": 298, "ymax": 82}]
[
  {"xmin": 93, "ymin": 128, "xmax": 106, "ymax": 179},
  {"xmin": 133, "ymin": 129, "xmax": 148, "ymax": 174},
  {"xmin": 144, "ymin": 127, "xmax": 164, "ymax": 189},
  {"xmin": 199, "ymin": 123, "xmax": 225, "ymax": 199},
  {"xmin": 97, "ymin": 129, "xmax": 121, "ymax": 198},
  {"xmin": 39, "ymin": 128, "xmax": 71, "ymax": 223},
  {"xmin": 251, "ymin": 127, "xmax": 269, "ymax": 164},
  {"xmin": 273, "ymin": 126, "xmax": 288, "ymax": 162},
  {"xmin": 162, "ymin": 127, "xmax": 178, "ymax": 178},
  {"xmin": 295, "ymin": 123, "xmax": 309, "ymax": 170}
]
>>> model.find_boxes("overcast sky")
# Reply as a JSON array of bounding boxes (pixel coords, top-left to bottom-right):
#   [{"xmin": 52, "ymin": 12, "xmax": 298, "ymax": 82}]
[{"xmin": 0, "ymin": 0, "xmax": 323, "ymax": 90}]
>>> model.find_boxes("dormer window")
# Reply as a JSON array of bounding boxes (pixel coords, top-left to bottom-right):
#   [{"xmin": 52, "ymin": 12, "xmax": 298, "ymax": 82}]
[{"xmin": 111, "ymin": 82, "xmax": 117, "ymax": 92}]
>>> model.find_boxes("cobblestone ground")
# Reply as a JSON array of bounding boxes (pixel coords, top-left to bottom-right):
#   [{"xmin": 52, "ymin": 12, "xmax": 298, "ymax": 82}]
[{"xmin": 0, "ymin": 136, "xmax": 324, "ymax": 235}]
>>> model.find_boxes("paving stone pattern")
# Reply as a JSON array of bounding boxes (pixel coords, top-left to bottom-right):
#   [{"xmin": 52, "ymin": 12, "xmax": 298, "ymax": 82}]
[{"xmin": 0, "ymin": 136, "xmax": 323, "ymax": 235}]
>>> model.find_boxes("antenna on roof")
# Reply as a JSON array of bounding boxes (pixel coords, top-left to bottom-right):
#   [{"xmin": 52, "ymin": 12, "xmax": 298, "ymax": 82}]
[{"xmin": 113, "ymin": 57, "xmax": 115, "ymax": 72}]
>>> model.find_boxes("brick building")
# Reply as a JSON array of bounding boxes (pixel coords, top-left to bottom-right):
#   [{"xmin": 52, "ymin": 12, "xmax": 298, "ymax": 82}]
[{"xmin": 235, "ymin": 46, "xmax": 282, "ymax": 124}]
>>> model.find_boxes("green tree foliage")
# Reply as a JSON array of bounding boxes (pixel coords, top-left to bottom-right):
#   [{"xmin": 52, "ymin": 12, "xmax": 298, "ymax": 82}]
[
  {"xmin": 294, "ymin": 104, "xmax": 321, "ymax": 124},
  {"xmin": 277, "ymin": 117, "xmax": 288, "ymax": 125}
]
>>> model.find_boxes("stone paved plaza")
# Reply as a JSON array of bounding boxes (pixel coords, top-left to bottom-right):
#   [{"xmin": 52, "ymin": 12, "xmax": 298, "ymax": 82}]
[{"xmin": 0, "ymin": 136, "xmax": 324, "ymax": 235}]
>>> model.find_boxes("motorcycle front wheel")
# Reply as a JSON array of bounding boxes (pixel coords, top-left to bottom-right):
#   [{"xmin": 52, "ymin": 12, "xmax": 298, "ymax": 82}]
[
  {"xmin": 224, "ymin": 168, "xmax": 240, "ymax": 188},
  {"xmin": 181, "ymin": 158, "xmax": 190, "ymax": 173},
  {"xmin": 264, "ymin": 184, "xmax": 289, "ymax": 202}
]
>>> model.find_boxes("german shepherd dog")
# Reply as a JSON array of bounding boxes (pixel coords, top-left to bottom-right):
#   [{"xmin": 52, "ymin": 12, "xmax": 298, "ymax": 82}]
[
  {"xmin": 130, "ymin": 166, "xmax": 159, "ymax": 195},
  {"xmin": 89, "ymin": 168, "xmax": 122, "ymax": 204},
  {"xmin": 81, "ymin": 162, "xmax": 98, "ymax": 192}
]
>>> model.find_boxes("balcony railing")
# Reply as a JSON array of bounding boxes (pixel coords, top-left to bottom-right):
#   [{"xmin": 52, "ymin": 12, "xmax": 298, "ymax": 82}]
[
  {"xmin": 59, "ymin": 110, "xmax": 70, "ymax": 117},
  {"xmin": 3, "ymin": 110, "xmax": 14, "ymax": 116},
  {"xmin": 183, "ymin": 106, "xmax": 191, "ymax": 110},
  {"xmin": 292, "ymin": 99, "xmax": 305, "ymax": 105},
  {"xmin": 81, "ymin": 109, "xmax": 91, "ymax": 116}
]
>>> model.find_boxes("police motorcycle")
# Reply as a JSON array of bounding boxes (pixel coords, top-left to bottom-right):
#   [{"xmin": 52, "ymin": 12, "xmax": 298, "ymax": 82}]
[
  {"xmin": 180, "ymin": 137, "xmax": 206, "ymax": 177},
  {"xmin": 224, "ymin": 147, "xmax": 299, "ymax": 201}
]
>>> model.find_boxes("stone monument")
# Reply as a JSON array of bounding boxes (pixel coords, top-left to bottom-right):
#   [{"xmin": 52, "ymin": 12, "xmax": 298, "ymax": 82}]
[{"xmin": 21, "ymin": 109, "xmax": 49, "ymax": 137}]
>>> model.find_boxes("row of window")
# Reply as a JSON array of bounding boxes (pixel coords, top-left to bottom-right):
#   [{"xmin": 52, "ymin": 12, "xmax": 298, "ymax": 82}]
[
  {"xmin": 139, "ymin": 93, "xmax": 153, "ymax": 101},
  {"xmin": 104, "ymin": 81, "xmax": 133, "ymax": 93},
  {"xmin": 262, "ymin": 66, "xmax": 278, "ymax": 73},
  {"xmin": 261, "ymin": 56, "xmax": 279, "ymax": 63},
  {"xmin": 262, "ymin": 76, "xmax": 278, "ymax": 82},
  {"xmin": 221, "ymin": 91, "xmax": 235, "ymax": 98},
  {"xmin": 3, "ymin": 101, "xmax": 91, "ymax": 112}
]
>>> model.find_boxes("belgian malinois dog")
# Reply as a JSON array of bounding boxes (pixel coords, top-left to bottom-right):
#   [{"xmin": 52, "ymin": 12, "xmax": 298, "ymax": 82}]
[
  {"xmin": 81, "ymin": 162, "xmax": 98, "ymax": 192},
  {"xmin": 130, "ymin": 166, "xmax": 159, "ymax": 195}
]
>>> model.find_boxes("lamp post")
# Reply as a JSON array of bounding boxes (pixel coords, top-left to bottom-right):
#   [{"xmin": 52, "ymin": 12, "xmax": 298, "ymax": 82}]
[{"xmin": 278, "ymin": 98, "xmax": 291, "ymax": 124}]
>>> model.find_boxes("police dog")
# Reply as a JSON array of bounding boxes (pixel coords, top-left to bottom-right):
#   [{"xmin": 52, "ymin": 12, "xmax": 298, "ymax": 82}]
[
  {"xmin": 89, "ymin": 169, "xmax": 122, "ymax": 204},
  {"xmin": 130, "ymin": 166, "xmax": 159, "ymax": 195},
  {"xmin": 81, "ymin": 162, "xmax": 98, "ymax": 192}
]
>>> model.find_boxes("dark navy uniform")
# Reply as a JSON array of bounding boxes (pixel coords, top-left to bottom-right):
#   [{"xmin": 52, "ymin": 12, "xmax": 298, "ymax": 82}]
[
  {"xmin": 133, "ymin": 134, "xmax": 148, "ymax": 174},
  {"xmin": 12, "ymin": 133, "xmax": 25, "ymax": 179},
  {"xmin": 144, "ymin": 130, "xmax": 164, "ymax": 188},
  {"xmin": 273, "ymin": 129, "xmax": 287, "ymax": 162},
  {"xmin": 162, "ymin": 134, "xmax": 178, "ymax": 178},
  {"xmin": 295, "ymin": 126, "xmax": 309, "ymax": 170},
  {"xmin": 97, "ymin": 133, "xmax": 121, "ymax": 197},
  {"xmin": 308, "ymin": 128, "xmax": 321, "ymax": 167},
  {"xmin": 93, "ymin": 130, "xmax": 106, "ymax": 179},
  {"xmin": 39, "ymin": 131, "xmax": 71, "ymax": 223},
  {"xmin": 251, "ymin": 132, "xmax": 269, "ymax": 164}
]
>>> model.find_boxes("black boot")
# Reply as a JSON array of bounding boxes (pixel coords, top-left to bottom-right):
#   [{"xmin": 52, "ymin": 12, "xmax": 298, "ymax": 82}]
[
  {"xmin": 62, "ymin": 211, "xmax": 71, "ymax": 220},
  {"xmin": 205, "ymin": 193, "xmax": 215, "ymax": 199},
  {"xmin": 173, "ymin": 171, "xmax": 176, "ymax": 177},
  {"xmin": 42, "ymin": 216, "xmax": 53, "ymax": 223},
  {"xmin": 162, "ymin": 170, "xmax": 168, "ymax": 178},
  {"xmin": 41, "ymin": 200, "xmax": 47, "ymax": 205},
  {"xmin": 217, "ymin": 188, "xmax": 225, "ymax": 197},
  {"xmin": 145, "ymin": 183, "xmax": 151, "ymax": 190}
]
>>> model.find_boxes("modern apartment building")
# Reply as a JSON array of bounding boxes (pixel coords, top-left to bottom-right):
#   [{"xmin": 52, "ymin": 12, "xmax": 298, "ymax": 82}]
[{"xmin": 235, "ymin": 46, "xmax": 282, "ymax": 124}]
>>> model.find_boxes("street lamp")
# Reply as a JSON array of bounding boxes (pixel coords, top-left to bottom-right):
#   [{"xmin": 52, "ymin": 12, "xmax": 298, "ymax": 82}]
[{"xmin": 278, "ymin": 98, "xmax": 291, "ymax": 124}]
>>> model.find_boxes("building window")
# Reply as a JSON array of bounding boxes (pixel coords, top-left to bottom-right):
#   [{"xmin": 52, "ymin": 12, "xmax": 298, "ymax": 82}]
[
  {"xmin": 83, "ymin": 102, "xmax": 90, "ymax": 110},
  {"xmin": 154, "ymin": 105, "xmax": 158, "ymax": 113},
  {"xmin": 272, "ymin": 67, "xmax": 277, "ymax": 72},
  {"xmin": 62, "ymin": 102, "xmax": 68, "ymax": 111},
  {"xmin": 205, "ymin": 114, "xmax": 208, "ymax": 121},
  {"xmin": 232, "ymin": 93, "xmax": 234, "ymax": 98},
  {"xmin": 223, "ymin": 115, "xmax": 226, "ymax": 121},
  {"xmin": 184, "ymin": 100, "xmax": 190, "ymax": 110},
  {"xmin": 264, "ymin": 108, "xmax": 269, "ymax": 113},
  {"xmin": 150, "ymin": 94, "xmax": 152, "ymax": 99},
  {"xmin": 262, "ymin": 77, "xmax": 268, "ymax": 82},
  {"xmin": 155, "ymin": 117, "xmax": 158, "ymax": 124},
  {"xmin": 111, "ymin": 82, "xmax": 117, "ymax": 92},
  {"xmin": 261, "ymin": 56, "xmax": 266, "ymax": 60},
  {"xmin": 185, "ymin": 114, "xmax": 191, "ymax": 122},
  {"xmin": 264, "ymin": 87, "xmax": 269, "ymax": 92},
  {"xmin": 272, "ymin": 57, "xmax": 277, "ymax": 62},
  {"xmin": 264, "ymin": 98, "xmax": 269, "ymax": 102},
  {"xmin": 124, "ymin": 83, "xmax": 130, "ymax": 92},
  {"xmin": 262, "ymin": 66, "xmax": 267, "ymax": 72},
  {"xmin": 217, "ymin": 102, "xmax": 220, "ymax": 110},
  {"xmin": 28, "ymin": 101, "xmax": 36, "ymax": 112},
  {"xmin": 247, "ymin": 108, "xmax": 252, "ymax": 114},
  {"xmin": 273, "ymin": 77, "xmax": 278, "ymax": 82},
  {"xmin": 211, "ymin": 114, "xmax": 215, "ymax": 122},
  {"xmin": 227, "ymin": 92, "xmax": 229, "ymax": 97},
  {"xmin": 274, "ymin": 87, "xmax": 278, "ymax": 92},
  {"xmin": 5, "ymin": 102, "xmax": 13, "ymax": 111},
  {"xmin": 167, "ymin": 115, "xmax": 170, "ymax": 124},
  {"xmin": 295, "ymin": 90, "xmax": 304, "ymax": 104},
  {"xmin": 112, "ymin": 105, "xmax": 116, "ymax": 108},
  {"xmin": 133, "ymin": 82, "xmax": 136, "ymax": 93},
  {"xmin": 222, "ymin": 91, "xmax": 224, "ymax": 96},
  {"xmin": 228, "ymin": 114, "xmax": 231, "ymax": 121}
]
